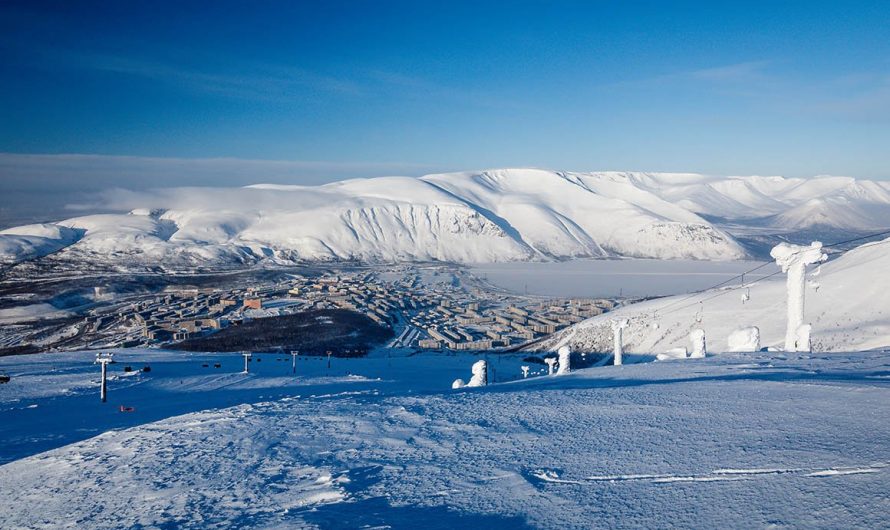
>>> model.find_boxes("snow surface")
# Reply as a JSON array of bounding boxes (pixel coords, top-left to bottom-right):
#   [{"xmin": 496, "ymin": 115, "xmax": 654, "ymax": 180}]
[{"xmin": 0, "ymin": 349, "xmax": 888, "ymax": 528}]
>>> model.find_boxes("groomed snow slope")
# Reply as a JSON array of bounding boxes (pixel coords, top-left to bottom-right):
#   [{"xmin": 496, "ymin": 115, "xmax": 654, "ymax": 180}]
[
  {"xmin": 543, "ymin": 238, "xmax": 890, "ymax": 354},
  {"xmin": 1, "ymin": 349, "xmax": 888, "ymax": 528}
]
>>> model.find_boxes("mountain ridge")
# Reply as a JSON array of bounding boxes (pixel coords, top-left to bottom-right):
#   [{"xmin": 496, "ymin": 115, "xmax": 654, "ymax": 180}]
[{"xmin": 2, "ymin": 168, "xmax": 888, "ymax": 267}]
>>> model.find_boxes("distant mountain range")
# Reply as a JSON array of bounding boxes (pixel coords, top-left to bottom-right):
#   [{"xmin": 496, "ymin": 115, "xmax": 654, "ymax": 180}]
[{"xmin": 2, "ymin": 169, "xmax": 889, "ymax": 267}]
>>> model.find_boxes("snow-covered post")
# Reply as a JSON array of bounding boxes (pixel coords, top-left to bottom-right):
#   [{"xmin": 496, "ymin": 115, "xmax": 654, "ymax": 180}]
[
  {"xmin": 521, "ymin": 366, "xmax": 530, "ymax": 379},
  {"xmin": 690, "ymin": 329, "xmax": 706, "ymax": 358},
  {"xmin": 326, "ymin": 350, "xmax": 333, "ymax": 369},
  {"xmin": 556, "ymin": 346, "xmax": 571, "ymax": 375},
  {"xmin": 770, "ymin": 242, "xmax": 827, "ymax": 351},
  {"xmin": 611, "ymin": 319, "xmax": 628, "ymax": 366},
  {"xmin": 797, "ymin": 324, "xmax": 812, "ymax": 353},
  {"xmin": 242, "ymin": 351, "xmax": 252, "ymax": 373},
  {"xmin": 544, "ymin": 357, "xmax": 557, "ymax": 375},
  {"xmin": 95, "ymin": 352, "xmax": 114, "ymax": 403},
  {"xmin": 290, "ymin": 350, "xmax": 298, "ymax": 376},
  {"xmin": 467, "ymin": 360, "xmax": 487, "ymax": 387}
]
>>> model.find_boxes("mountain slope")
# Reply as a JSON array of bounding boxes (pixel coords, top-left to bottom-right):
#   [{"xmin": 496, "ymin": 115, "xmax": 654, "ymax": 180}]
[
  {"xmin": 0, "ymin": 169, "xmax": 746, "ymax": 266},
  {"xmin": 540, "ymin": 238, "xmax": 890, "ymax": 354}
]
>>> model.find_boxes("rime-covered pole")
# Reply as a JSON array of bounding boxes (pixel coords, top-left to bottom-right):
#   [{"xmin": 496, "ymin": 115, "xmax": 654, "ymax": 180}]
[
  {"xmin": 467, "ymin": 360, "xmax": 487, "ymax": 387},
  {"xmin": 556, "ymin": 346, "xmax": 571, "ymax": 375},
  {"xmin": 544, "ymin": 357, "xmax": 557, "ymax": 375},
  {"xmin": 100, "ymin": 360, "xmax": 108, "ymax": 402},
  {"xmin": 242, "ymin": 351, "xmax": 252, "ymax": 373},
  {"xmin": 611, "ymin": 319, "xmax": 629, "ymax": 366},
  {"xmin": 290, "ymin": 350, "xmax": 298, "ymax": 375},
  {"xmin": 690, "ymin": 329, "xmax": 707, "ymax": 358},
  {"xmin": 95, "ymin": 353, "xmax": 114, "ymax": 403},
  {"xmin": 770, "ymin": 242, "xmax": 826, "ymax": 351}
]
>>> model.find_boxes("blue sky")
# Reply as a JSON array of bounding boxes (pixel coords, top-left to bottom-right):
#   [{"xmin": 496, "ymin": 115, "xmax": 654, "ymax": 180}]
[{"xmin": 1, "ymin": 0, "xmax": 889, "ymax": 224}]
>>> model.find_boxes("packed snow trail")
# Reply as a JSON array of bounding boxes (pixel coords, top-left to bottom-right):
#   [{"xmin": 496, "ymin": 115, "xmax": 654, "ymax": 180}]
[{"xmin": 1, "ymin": 350, "xmax": 888, "ymax": 528}]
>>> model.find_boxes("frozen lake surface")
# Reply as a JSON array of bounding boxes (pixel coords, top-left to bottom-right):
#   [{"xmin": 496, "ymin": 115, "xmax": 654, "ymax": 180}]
[{"xmin": 470, "ymin": 259, "xmax": 779, "ymax": 298}]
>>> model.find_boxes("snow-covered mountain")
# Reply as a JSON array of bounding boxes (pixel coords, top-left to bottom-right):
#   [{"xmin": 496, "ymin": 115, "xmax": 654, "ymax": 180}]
[
  {"xmin": 541, "ymin": 237, "xmax": 890, "ymax": 354},
  {"xmin": 2, "ymin": 168, "xmax": 889, "ymax": 267}
]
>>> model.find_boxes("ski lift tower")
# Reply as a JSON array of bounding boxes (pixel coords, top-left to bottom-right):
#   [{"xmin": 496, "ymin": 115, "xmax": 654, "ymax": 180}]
[
  {"xmin": 770, "ymin": 242, "xmax": 827, "ymax": 352},
  {"xmin": 611, "ymin": 319, "xmax": 629, "ymax": 366},
  {"xmin": 241, "ymin": 351, "xmax": 252, "ymax": 374},
  {"xmin": 290, "ymin": 350, "xmax": 299, "ymax": 376},
  {"xmin": 95, "ymin": 352, "xmax": 114, "ymax": 403}
]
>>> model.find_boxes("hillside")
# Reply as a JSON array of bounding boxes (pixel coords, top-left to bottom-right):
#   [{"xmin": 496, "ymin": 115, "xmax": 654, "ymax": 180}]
[
  {"xmin": 539, "ymin": 238, "xmax": 890, "ymax": 354},
  {"xmin": 0, "ymin": 169, "xmax": 748, "ymax": 267},
  {"xmin": 3, "ymin": 169, "xmax": 890, "ymax": 268}
]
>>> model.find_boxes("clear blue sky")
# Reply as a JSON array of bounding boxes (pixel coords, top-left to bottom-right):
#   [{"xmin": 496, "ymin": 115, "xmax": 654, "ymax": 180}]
[{"xmin": 1, "ymin": 0, "xmax": 889, "ymax": 194}]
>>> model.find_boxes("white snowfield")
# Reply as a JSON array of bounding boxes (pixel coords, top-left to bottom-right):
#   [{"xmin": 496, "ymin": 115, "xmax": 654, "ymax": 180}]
[
  {"xmin": 11, "ymin": 168, "xmax": 890, "ymax": 266},
  {"xmin": 0, "ymin": 349, "xmax": 887, "ymax": 528},
  {"xmin": 546, "ymin": 237, "xmax": 890, "ymax": 354}
]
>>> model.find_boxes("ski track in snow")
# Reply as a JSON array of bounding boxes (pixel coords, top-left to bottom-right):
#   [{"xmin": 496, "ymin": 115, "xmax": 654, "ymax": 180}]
[{"xmin": 1, "ymin": 350, "xmax": 889, "ymax": 528}]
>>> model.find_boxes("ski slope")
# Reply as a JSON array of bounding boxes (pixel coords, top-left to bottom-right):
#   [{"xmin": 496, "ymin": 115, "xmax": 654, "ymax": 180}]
[
  {"xmin": 0, "ymin": 348, "xmax": 888, "ymax": 528},
  {"xmin": 543, "ymin": 237, "xmax": 890, "ymax": 354}
]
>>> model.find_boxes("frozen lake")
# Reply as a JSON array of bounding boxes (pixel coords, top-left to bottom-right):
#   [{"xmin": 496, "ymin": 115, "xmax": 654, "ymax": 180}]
[{"xmin": 469, "ymin": 259, "xmax": 778, "ymax": 298}]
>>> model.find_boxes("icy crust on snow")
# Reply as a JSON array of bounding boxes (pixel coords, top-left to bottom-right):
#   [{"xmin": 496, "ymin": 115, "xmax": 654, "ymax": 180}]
[
  {"xmin": 544, "ymin": 237, "xmax": 890, "ymax": 354},
  {"xmin": 0, "ymin": 169, "xmax": 748, "ymax": 266},
  {"xmin": 0, "ymin": 351, "xmax": 888, "ymax": 529}
]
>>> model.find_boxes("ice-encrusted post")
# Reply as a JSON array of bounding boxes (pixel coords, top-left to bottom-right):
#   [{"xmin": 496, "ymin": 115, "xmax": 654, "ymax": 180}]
[
  {"xmin": 797, "ymin": 324, "xmax": 812, "ymax": 353},
  {"xmin": 690, "ymin": 329, "xmax": 706, "ymax": 358},
  {"xmin": 242, "ymin": 351, "xmax": 252, "ymax": 374},
  {"xmin": 521, "ymin": 366, "xmax": 530, "ymax": 379},
  {"xmin": 556, "ymin": 346, "xmax": 571, "ymax": 375},
  {"xmin": 95, "ymin": 352, "xmax": 114, "ymax": 403},
  {"xmin": 770, "ymin": 242, "xmax": 827, "ymax": 352},
  {"xmin": 544, "ymin": 357, "xmax": 557, "ymax": 375},
  {"xmin": 290, "ymin": 350, "xmax": 298, "ymax": 376},
  {"xmin": 611, "ymin": 319, "xmax": 628, "ymax": 366},
  {"xmin": 467, "ymin": 360, "xmax": 487, "ymax": 387}
]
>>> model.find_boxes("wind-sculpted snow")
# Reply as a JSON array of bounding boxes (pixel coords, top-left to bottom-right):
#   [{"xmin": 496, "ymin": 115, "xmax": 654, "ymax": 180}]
[
  {"xmin": 543, "ymin": 237, "xmax": 890, "ymax": 354},
  {"xmin": 0, "ymin": 350, "xmax": 887, "ymax": 528}
]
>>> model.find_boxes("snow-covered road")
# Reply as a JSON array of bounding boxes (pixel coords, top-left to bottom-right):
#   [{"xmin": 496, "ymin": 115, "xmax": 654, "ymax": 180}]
[{"xmin": 1, "ymin": 350, "xmax": 889, "ymax": 528}]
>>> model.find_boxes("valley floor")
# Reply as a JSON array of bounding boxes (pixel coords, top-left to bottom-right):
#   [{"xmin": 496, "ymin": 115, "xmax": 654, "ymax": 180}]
[{"xmin": 0, "ymin": 349, "xmax": 888, "ymax": 528}]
